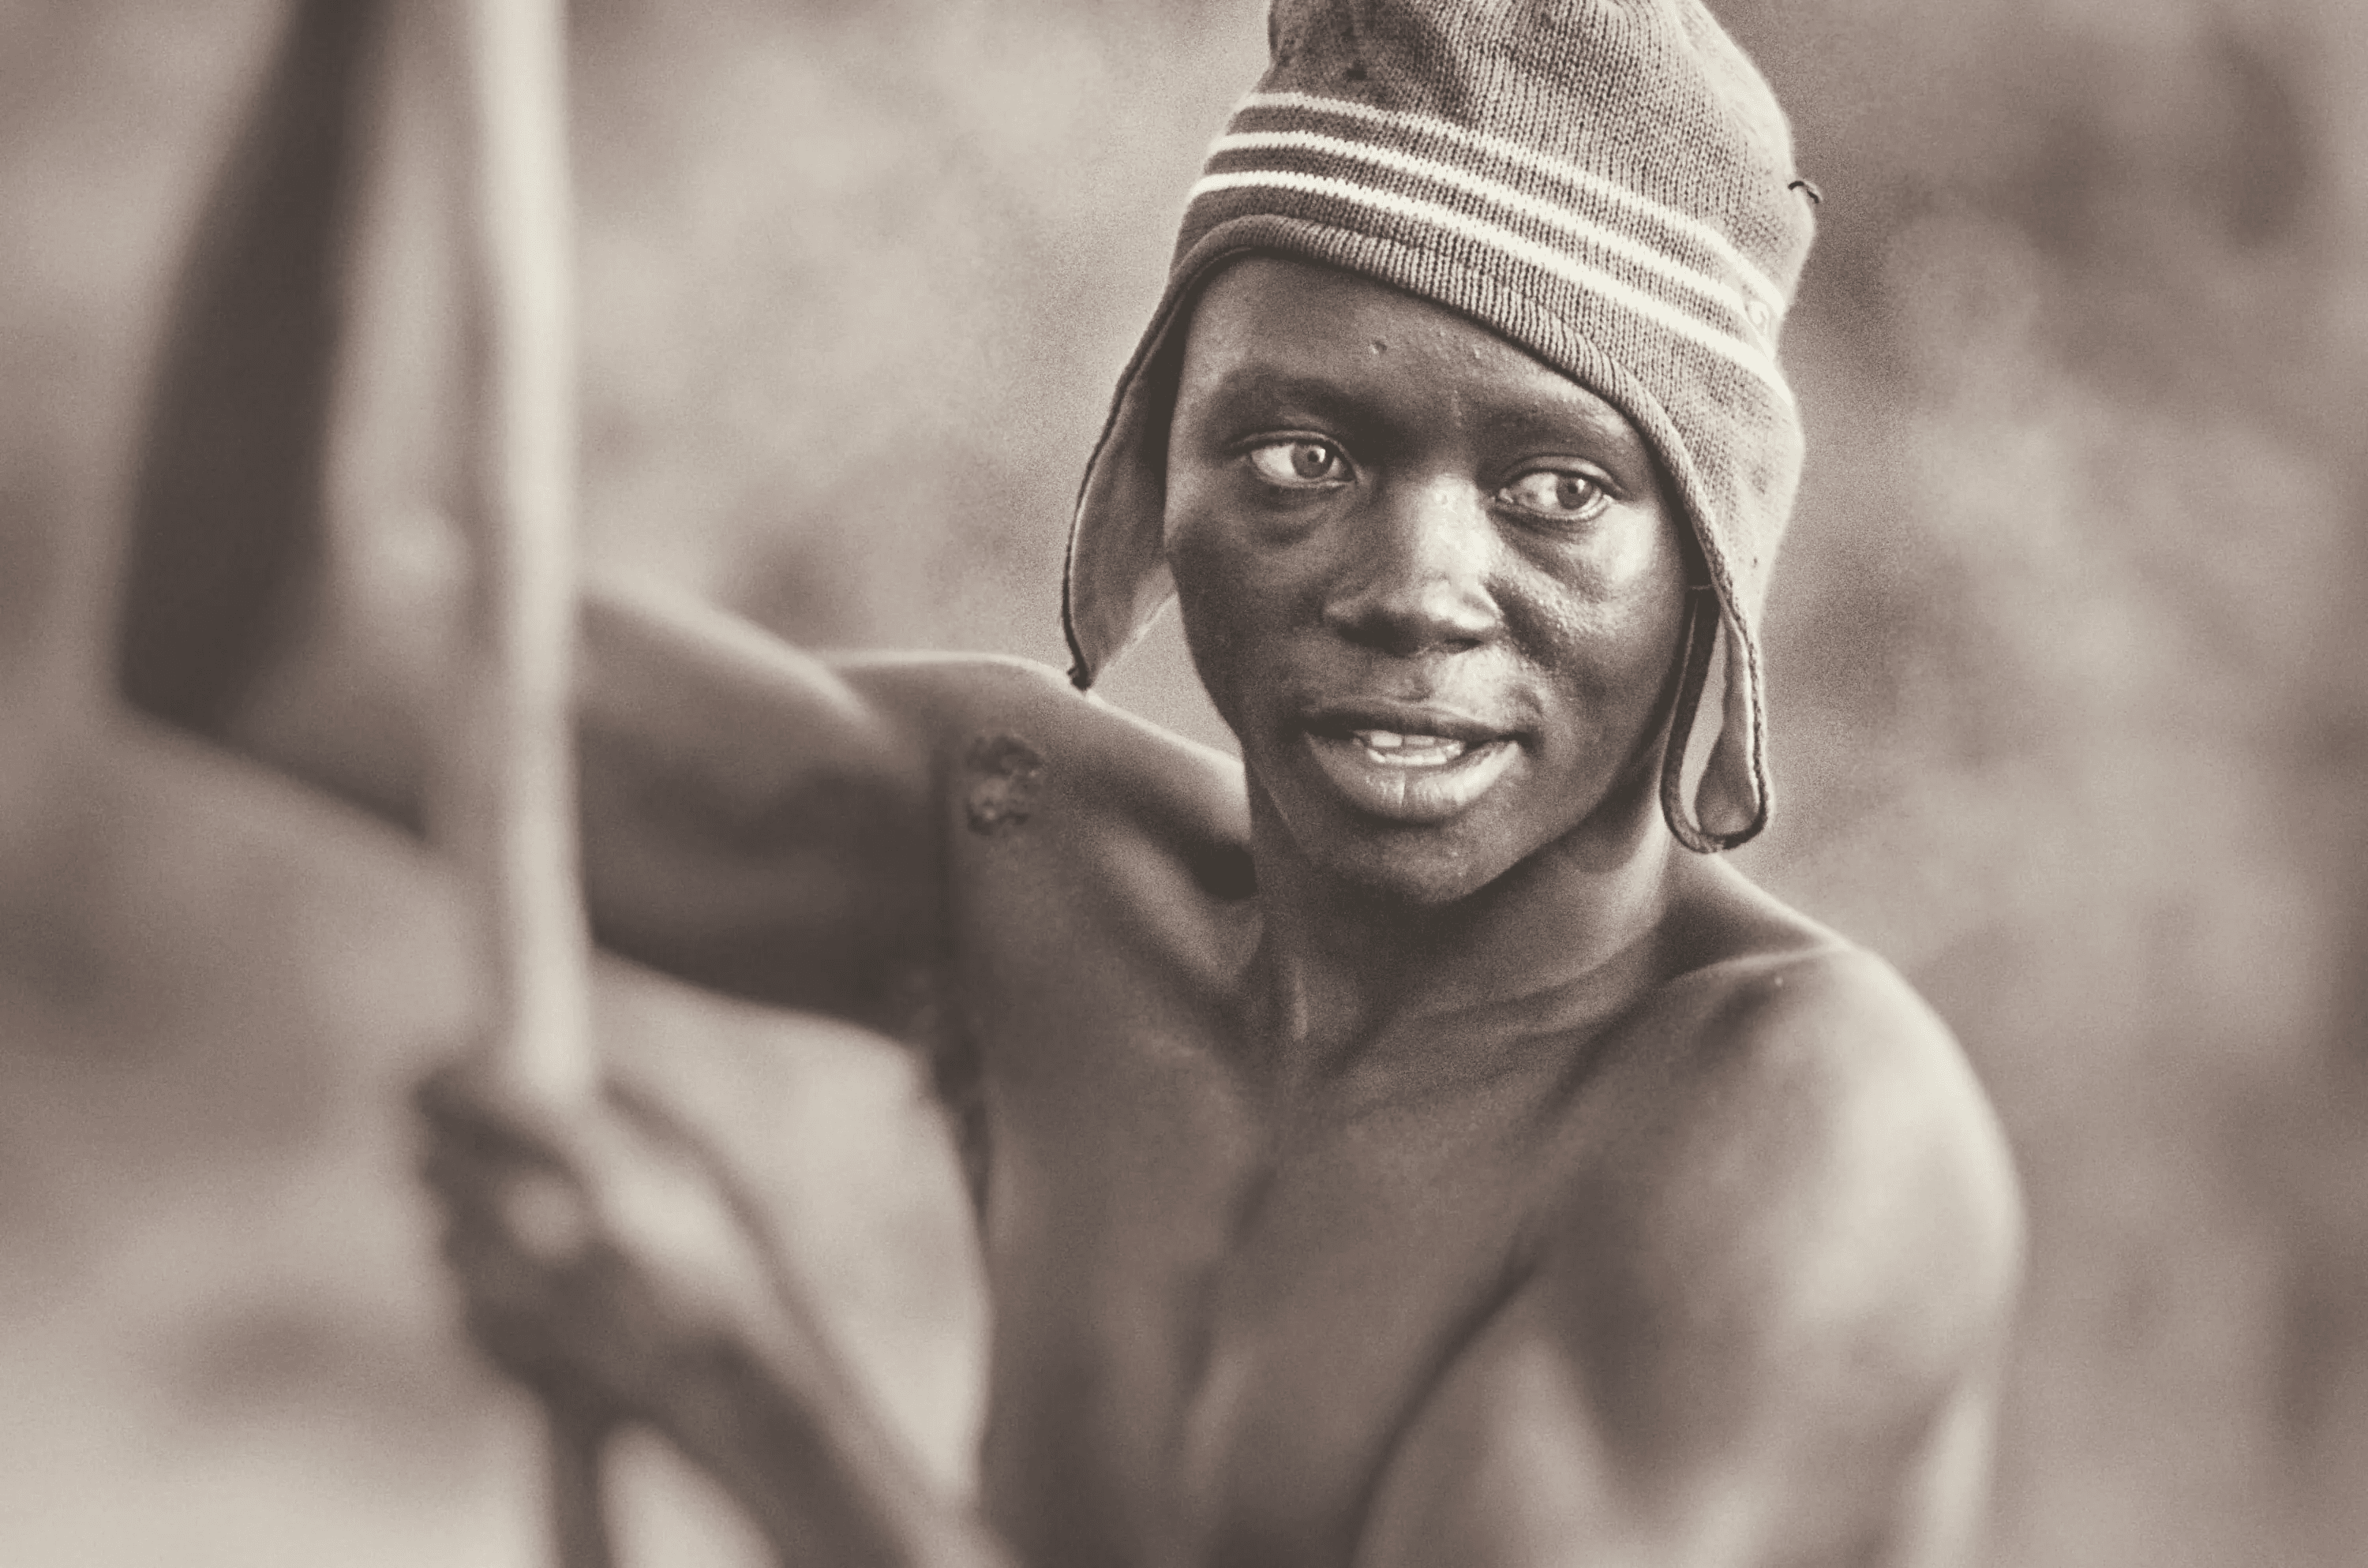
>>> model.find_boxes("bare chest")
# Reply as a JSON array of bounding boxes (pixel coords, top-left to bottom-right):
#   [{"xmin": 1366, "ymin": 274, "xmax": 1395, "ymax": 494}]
[{"xmin": 942, "ymin": 823, "xmax": 1584, "ymax": 1568}]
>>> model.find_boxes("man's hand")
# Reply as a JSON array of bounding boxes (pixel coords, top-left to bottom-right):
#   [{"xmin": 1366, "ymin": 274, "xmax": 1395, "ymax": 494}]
[
  {"xmin": 415, "ymin": 1060, "xmax": 807, "ymax": 1438},
  {"xmin": 414, "ymin": 1058, "xmax": 1011, "ymax": 1567}
]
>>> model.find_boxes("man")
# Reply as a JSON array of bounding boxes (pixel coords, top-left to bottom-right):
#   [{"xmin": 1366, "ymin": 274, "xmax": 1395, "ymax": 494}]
[{"xmin": 326, "ymin": 2, "xmax": 2023, "ymax": 1562}]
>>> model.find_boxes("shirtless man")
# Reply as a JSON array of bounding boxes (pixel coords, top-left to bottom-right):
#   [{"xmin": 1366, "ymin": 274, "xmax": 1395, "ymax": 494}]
[{"xmin": 278, "ymin": 2, "xmax": 2025, "ymax": 1563}]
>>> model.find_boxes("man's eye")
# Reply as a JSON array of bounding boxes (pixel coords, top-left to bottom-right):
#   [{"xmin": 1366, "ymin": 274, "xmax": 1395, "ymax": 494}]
[
  {"xmin": 1246, "ymin": 439, "xmax": 1349, "ymax": 487},
  {"xmin": 1499, "ymin": 469, "xmax": 1611, "ymax": 522}
]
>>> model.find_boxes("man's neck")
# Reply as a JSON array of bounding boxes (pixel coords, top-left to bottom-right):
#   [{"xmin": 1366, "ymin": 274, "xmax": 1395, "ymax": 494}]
[{"xmin": 1241, "ymin": 776, "xmax": 1679, "ymax": 1091}]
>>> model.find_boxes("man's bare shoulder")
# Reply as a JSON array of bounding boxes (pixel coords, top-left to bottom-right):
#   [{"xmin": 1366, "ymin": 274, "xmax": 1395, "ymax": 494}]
[
  {"xmin": 580, "ymin": 579, "xmax": 1247, "ymax": 846},
  {"xmin": 836, "ymin": 649, "xmax": 1251, "ymax": 852},
  {"xmin": 1547, "ymin": 876, "xmax": 2025, "ymax": 1496}
]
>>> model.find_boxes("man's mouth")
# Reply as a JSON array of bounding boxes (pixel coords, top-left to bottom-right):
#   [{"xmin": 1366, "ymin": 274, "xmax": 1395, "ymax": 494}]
[
  {"xmin": 1345, "ymin": 728, "xmax": 1471, "ymax": 765},
  {"xmin": 1300, "ymin": 712, "xmax": 1522, "ymax": 823}
]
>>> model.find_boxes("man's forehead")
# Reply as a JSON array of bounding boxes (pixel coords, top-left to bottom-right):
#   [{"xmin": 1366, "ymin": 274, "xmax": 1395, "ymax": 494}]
[{"xmin": 1178, "ymin": 255, "xmax": 1642, "ymax": 439}]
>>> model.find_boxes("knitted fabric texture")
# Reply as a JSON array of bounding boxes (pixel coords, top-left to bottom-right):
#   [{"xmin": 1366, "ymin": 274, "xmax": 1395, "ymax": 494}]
[{"xmin": 1062, "ymin": 0, "xmax": 1816, "ymax": 851}]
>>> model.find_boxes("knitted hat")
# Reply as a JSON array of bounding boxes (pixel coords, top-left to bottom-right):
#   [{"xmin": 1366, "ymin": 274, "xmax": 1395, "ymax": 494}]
[{"xmin": 1061, "ymin": 0, "xmax": 1816, "ymax": 851}]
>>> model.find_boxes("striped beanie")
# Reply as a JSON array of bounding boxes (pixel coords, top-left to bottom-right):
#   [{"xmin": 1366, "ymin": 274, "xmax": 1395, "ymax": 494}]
[{"xmin": 1061, "ymin": 0, "xmax": 1817, "ymax": 852}]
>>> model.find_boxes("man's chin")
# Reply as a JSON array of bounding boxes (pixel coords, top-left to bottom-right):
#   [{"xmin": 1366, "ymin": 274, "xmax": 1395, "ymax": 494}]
[
  {"xmin": 1249, "ymin": 758, "xmax": 1553, "ymax": 909},
  {"xmin": 1292, "ymin": 823, "xmax": 1520, "ymax": 911}
]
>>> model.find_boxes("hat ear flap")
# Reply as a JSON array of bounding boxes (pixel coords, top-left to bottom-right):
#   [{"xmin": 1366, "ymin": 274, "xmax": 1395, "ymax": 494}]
[
  {"xmin": 1660, "ymin": 589, "xmax": 1769, "ymax": 852},
  {"xmin": 1062, "ymin": 300, "xmax": 1193, "ymax": 687}
]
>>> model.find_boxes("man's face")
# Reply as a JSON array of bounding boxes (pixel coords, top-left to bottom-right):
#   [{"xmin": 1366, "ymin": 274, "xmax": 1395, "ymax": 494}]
[{"xmin": 1163, "ymin": 256, "xmax": 1693, "ymax": 906}]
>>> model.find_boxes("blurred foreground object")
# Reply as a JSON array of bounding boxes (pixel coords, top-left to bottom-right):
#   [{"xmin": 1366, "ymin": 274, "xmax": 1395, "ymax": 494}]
[
  {"xmin": 110, "ymin": 0, "xmax": 611, "ymax": 1559},
  {"xmin": 111, "ymin": 0, "xmax": 372, "ymax": 738},
  {"xmin": 432, "ymin": 0, "xmax": 607, "ymax": 1560}
]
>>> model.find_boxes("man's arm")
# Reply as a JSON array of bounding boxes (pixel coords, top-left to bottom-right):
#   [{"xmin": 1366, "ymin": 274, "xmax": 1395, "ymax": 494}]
[
  {"xmin": 571, "ymin": 584, "xmax": 943, "ymax": 1023},
  {"xmin": 418, "ymin": 1060, "xmax": 1018, "ymax": 1568},
  {"xmin": 1360, "ymin": 947, "xmax": 2025, "ymax": 1567},
  {"xmin": 110, "ymin": 0, "xmax": 957, "ymax": 1031},
  {"xmin": 227, "ymin": 558, "xmax": 959, "ymax": 1027}
]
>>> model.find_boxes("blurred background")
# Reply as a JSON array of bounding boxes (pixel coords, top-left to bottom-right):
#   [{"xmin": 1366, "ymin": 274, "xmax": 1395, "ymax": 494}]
[{"xmin": 4, "ymin": 0, "xmax": 2366, "ymax": 1563}]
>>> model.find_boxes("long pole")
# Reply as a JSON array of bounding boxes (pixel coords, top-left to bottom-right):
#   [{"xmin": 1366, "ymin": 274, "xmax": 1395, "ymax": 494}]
[{"xmin": 428, "ymin": 0, "xmax": 608, "ymax": 1562}]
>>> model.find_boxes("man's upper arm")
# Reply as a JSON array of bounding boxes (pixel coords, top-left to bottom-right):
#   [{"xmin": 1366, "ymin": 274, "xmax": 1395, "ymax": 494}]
[
  {"xmin": 1561, "ymin": 948, "xmax": 2026, "ymax": 1564},
  {"xmin": 573, "ymin": 581, "xmax": 1058, "ymax": 1025},
  {"xmin": 1363, "ymin": 949, "xmax": 2024, "ymax": 1568}
]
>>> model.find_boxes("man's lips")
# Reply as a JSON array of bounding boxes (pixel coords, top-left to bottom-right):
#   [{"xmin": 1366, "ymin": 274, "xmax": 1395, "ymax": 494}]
[
  {"xmin": 1298, "ymin": 706, "xmax": 1523, "ymax": 823},
  {"xmin": 1339, "ymin": 728, "xmax": 1474, "ymax": 766},
  {"xmin": 1302, "ymin": 703, "xmax": 1515, "ymax": 746}
]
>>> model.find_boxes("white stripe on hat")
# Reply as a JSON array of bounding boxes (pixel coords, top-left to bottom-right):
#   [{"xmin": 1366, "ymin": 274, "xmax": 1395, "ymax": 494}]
[
  {"xmin": 1208, "ymin": 129, "xmax": 1754, "ymax": 331},
  {"xmin": 1187, "ymin": 167, "xmax": 1794, "ymax": 402},
  {"xmin": 1238, "ymin": 91, "xmax": 1789, "ymax": 317}
]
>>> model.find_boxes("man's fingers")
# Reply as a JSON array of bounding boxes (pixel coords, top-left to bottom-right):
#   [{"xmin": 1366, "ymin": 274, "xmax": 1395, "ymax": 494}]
[
  {"xmin": 424, "ymin": 1136, "xmax": 598, "ymax": 1269},
  {"xmin": 436, "ymin": 1179, "xmax": 610, "ymax": 1387},
  {"xmin": 414, "ymin": 1055, "xmax": 594, "ymax": 1175},
  {"xmin": 499, "ymin": 1165, "xmax": 598, "ymax": 1267},
  {"xmin": 440, "ymin": 1202, "xmax": 646, "ymax": 1422},
  {"xmin": 414, "ymin": 1057, "xmax": 526, "ymax": 1145}
]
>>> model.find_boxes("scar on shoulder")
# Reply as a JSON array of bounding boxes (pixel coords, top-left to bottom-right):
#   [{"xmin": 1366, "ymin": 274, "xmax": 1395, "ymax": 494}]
[{"xmin": 964, "ymin": 732, "xmax": 1046, "ymax": 835}]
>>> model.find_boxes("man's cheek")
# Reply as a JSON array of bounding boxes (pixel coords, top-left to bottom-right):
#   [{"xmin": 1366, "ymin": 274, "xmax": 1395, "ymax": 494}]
[
  {"xmin": 1168, "ymin": 522, "xmax": 1241, "ymax": 629},
  {"xmin": 1178, "ymin": 584, "xmax": 1253, "ymax": 717}
]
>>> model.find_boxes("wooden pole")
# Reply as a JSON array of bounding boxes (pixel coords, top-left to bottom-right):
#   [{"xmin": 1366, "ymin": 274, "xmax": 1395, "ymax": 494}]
[{"xmin": 428, "ymin": 0, "xmax": 608, "ymax": 1562}]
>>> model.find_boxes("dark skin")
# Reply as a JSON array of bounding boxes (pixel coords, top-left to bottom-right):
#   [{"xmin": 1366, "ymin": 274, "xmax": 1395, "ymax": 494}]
[{"xmin": 365, "ymin": 258, "xmax": 2029, "ymax": 1567}]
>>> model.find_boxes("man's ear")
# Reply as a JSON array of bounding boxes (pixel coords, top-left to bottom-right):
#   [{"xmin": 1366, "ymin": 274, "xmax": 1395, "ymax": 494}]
[
  {"xmin": 1659, "ymin": 595, "xmax": 1769, "ymax": 854},
  {"xmin": 1064, "ymin": 298, "xmax": 1194, "ymax": 688}
]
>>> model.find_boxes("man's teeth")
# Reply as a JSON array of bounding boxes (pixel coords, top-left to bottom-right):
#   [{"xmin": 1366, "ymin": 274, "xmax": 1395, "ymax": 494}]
[{"xmin": 1353, "ymin": 729, "xmax": 1470, "ymax": 765}]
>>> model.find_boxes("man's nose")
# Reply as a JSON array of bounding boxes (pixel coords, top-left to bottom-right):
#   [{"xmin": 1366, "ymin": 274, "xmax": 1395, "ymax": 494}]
[{"xmin": 1320, "ymin": 478, "xmax": 1504, "ymax": 657}]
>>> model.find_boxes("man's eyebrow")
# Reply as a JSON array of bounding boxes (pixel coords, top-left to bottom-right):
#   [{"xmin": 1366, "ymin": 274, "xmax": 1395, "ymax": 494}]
[
  {"xmin": 1190, "ymin": 366, "xmax": 1370, "ymax": 421},
  {"xmin": 1186, "ymin": 361, "xmax": 1656, "ymax": 474},
  {"xmin": 1486, "ymin": 396, "xmax": 1653, "ymax": 457}
]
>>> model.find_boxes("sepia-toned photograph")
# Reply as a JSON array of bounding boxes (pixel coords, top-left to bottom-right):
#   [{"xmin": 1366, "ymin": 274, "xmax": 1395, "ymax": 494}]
[{"xmin": 2, "ymin": 1, "xmax": 2363, "ymax": 1564}]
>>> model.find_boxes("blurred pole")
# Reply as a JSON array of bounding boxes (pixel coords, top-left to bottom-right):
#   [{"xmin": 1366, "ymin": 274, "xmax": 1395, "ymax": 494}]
[{"xmin": 426, "ymin": 0, "xmax": 607, "ymax": 1562}]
